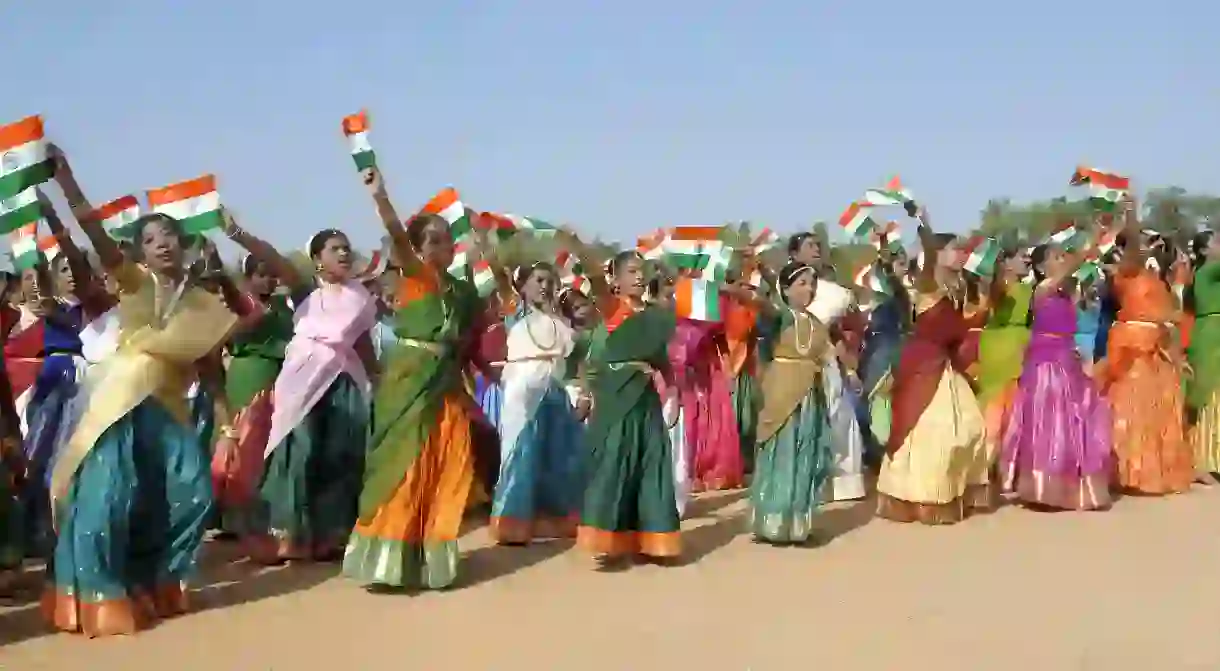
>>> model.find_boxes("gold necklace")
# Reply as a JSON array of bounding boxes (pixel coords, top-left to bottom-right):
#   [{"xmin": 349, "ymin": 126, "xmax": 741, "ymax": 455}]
[
  {"xmin": 790, "ymin": 308, "xmax": 813, "ymax": 356},
  {"xmin": 524, "ymin": 309, "xmax": 558, "ymax": 351}
]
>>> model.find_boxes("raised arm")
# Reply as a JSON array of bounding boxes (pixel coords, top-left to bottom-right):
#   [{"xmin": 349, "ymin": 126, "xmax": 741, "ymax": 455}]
[
  {"xmin": 1117, "ymin": 194, "xmax": 1143, "ymax": 275},
  {"xmin": 220, "ymin": 209, "xmax": 308, "ymax": 292},
  {"xmin": 914, "ymin": 207, "xmax": 938, "ymax": 291},
  {"xmin": 37, "ymin": 189, "xmax": 108, "ymax": 309},
  {"xmin": 47, "ymin": 144, "xmax": 125, "ymax": 271},
  {"xmin": 361, "ymin": 167, "xmax": 420, "ymax": 272}
]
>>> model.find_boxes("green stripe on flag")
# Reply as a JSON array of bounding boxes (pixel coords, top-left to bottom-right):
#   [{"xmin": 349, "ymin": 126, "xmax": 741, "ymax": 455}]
[
  {"xmin": 177, "ymin": 210, "xmax": 225, "ymax": 236},
  {"xmin": 0, "ymin": 160, "xmax": 53, "ymax": 201},
  {"xmin": 352, "ymin": 150, "xmax": 376, "ymax": 171},
  {"xmin": 0, "ymin": 189, "xmax": 43, "ymax": 234}
]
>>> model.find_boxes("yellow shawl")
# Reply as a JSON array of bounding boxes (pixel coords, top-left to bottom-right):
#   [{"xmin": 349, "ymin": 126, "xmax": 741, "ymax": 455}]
[{"xmin": 50, "ymin": 262, "xmax": 237, "ymax": 504}]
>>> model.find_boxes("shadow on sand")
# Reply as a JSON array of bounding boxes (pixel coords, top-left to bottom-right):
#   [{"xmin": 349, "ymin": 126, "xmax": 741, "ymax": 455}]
[{"xmin": 191, "ymin": 539, "xmax": 340, "ymax": 612}]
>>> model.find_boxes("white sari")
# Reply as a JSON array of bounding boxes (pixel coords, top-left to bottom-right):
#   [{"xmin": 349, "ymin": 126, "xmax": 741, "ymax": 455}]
[{"xmin": 808, "ymin": 279, "xmax": 866, "ymax": 501}]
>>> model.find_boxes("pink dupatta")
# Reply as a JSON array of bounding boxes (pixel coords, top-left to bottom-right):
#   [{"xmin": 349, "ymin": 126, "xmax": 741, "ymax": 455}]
[{"xmin": 264, "ymin": 281, "xmax": 377, "ymax": 458}]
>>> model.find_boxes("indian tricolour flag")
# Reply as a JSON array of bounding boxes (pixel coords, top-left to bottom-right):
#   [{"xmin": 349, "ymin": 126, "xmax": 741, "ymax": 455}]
[
  {"xmin": 853, "ymin": 263, "xmax": 890, "ymax": 294},
  {"xmin": 675, "ymin": 277, "xmax": 721, "ymax": 322},
  {"xmin": 148, "ymin": 175, "xmax": 223, "ymax": 235},
  {"xmin": 0, "ymin": 116, "xmax": 53, "ymax": 200},
  {"xmin": 9, "ymin": 223, "xmax": 57, "ymax": 270},
  {"xmin": 471, "ymin": 260, "xmax": 497, "ymax": 298},
  {"xmin": 448, "ymin": 239, "xmax": 472, "ymax": 278},
  {"xmin": 961, "ymin": 236, "xmax": 999, "ymax": 276},
  {"xmin": 422, "ymin": 188, "xmax": 472, "ymax": 240},
  {"xmin": 838, "ymin": 202, "xmax": 878, "ymax": 238},
  {"xmin": 477, "ymin": 212, "xmax": 516, "ymax": 240},
  {"xmin": 342, "ymin": 110, "xmax": 375, "ymax": 170},
  {"xmin": 1074, "ymin": 260, "xmax": 1101, "ymax": 284},
  {"xmin": 862, "ymin": 175, "xmax": 914, "ymax": 207},
  {"xmin": 555, "ymin": 249, "xmax": 583, "ymax": 279},
  {"xmin": 750, "ymin": 227, "xmax": 780, "ymax": 253},
  {"xmin": 505, "ymin": 214, "xmax": 557, "ymax": 236},
  {"xmin": 1046, "ymin": 220, "xmax": 1079, "ymax": 248},
  {"xmin": 872, "ymin": 220, "xmax": 903, "ymax": 253},
  {"xmin": 637, "ymin": 228, "xmax": 667, "ymax": 260},
  {"xmin": 1070, "ymin": 166, "xmax": 1129, "ymax": 212},
  {"xmin": 1095, "ymin": 228, "xmax": 1118, "ymax": 256},
  {"xmin": 88, "ymin": 195, "xmax": 141, "ymax": 241},
  {"xmin": 0, "ymin": 188, "xmax": 42, "ymax": 234}
]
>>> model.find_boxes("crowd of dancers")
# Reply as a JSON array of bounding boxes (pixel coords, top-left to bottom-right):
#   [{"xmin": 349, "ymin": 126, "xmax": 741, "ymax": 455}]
[{"xmin": 0, "ymin": 143, "xmax": 1214, "ymax": 639}]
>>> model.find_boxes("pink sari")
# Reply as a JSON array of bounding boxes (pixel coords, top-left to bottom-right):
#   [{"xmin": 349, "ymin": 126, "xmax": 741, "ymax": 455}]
[
  {"xmin": 672, "ymin": 317, "xmax": 743, "ymax": 491},
  {"xmin": 264, "ymin": 281, "xmax": 378, "ymax": 457}
]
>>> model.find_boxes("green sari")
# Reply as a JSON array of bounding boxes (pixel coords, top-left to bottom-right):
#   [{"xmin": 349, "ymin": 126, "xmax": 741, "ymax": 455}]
[
  {"xmin": 977, "ymin": 282, "xmax": 1032, "ymax": 405},
  {"xmin": 750, "ymin": 309, "xmax": 832, "ymax": 544},
  {"xmin": 344, "ymin": 269, "xmax": 483, "ymax": 589},
  {"xmin": 577, "ymin": 305, "xmax": 680, "ymax": 559},
  {"xmin": 226, "ymin": 294, "xmax": 293, "ymax": 411},
  {"xmin": 1188, "ymin": 262, "xmax": 1220, "ymax": 472}
]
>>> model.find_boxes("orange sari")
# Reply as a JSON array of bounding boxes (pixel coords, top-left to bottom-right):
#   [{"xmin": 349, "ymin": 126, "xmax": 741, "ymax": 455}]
[{"xmin": 1098, "ymin": 268, "xmax": 1191, "ymax": 494}]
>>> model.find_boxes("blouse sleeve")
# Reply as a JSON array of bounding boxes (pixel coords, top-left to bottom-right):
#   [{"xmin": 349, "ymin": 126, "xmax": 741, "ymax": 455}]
[{"xmin": 110, "ymin": 261, "xmax": 148, "ymax": 296}]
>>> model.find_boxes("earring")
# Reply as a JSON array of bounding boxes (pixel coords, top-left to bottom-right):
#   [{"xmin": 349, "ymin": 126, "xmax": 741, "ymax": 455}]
[{"xmin": 315, "ymin": 263, "xmax": 324, "ymax": 273}]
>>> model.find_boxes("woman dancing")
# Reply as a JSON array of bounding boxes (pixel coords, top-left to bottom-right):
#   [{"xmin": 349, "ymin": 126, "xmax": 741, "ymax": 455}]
[{"xmin": 750, "ymin": 261, "xmax": 832, "ymax": 543}]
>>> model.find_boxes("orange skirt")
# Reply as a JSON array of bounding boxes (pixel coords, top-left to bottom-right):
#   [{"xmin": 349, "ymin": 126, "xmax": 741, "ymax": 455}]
[{"xmin": 342, "ymin": 395, "xmax": 475, "ymax": 589}]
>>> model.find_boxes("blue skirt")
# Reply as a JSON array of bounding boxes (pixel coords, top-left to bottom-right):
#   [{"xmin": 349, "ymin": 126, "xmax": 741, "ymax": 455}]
[
  {"xmin": 749, "ymin": 385, "xmax": 832, "ymax": 544},
  {"xmin": 491, "ymin": 381, "xmax": 583, "ymax": 542},
  {"xmin": 22, "ymin": 353, "xmax": 86, "ymax": 558},
  {"xmin": 46, "ymin": 397, "xmax": 213, "ymax": 635},
  {"xmin": 476, "ymin": 373, "xmax": 504, "ymax": 432}
]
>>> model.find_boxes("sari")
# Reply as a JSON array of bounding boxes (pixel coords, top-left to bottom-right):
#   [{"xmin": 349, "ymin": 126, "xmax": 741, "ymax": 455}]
[
  {"xmin": 859, "ymin": 296, "xmax": 906, "ymax": 456},
  {"xmin": 577, "ymin": 303, "xmax": 680, "ymax": 559},
  {"xmin": 1100, "ymin": 268, "xmax": 1191, "ymax": 494},
  {"xmin": 1188, "ymin": 261, "xmax": 1220, "ymax": 474},
  {"xmin": 674, "ymin": 316, "xmax": 742, "ymax": 492},
  {"xmin": 489, "ymin": 308, "xmax": 583, "ymax": 544},
  {"xmin": 21, "ymin": 301, "xmax": 91, "ymax": 558},
  {"xmin": 343, "ymin": 265, "xmax": 482, "ymax": 589},
  {"xmin": 876, "ymin": 290, "xmax": 989, "ymax": 524},
  {"xmin": 957, "ymin": 298, "xmax": 989, "ymax": 380},
  {"xmin": 750, "ymin": 309, "xmax": 832, "ymax": 544},
  {"xmin": 0, "ymin": 351, "xmax": 23, "ymax": 571},
  {"xmin": 809, "ymin": 279, "xmax": 865, "ymax": 501},
  {"xmin": 977, "ymin": 282, "xmax": 1031, "ymax": 479},
  {"xmin": 999, "ymin": 288, "xmax": 1112, "ymax": 509},
  {"xmin": 1076, "ymin": 300, "xmax": 1101, "ymax": 365},
  {"xmin": 4, "ymin": 306, "xmax": 46, "ymax": 437},
  {"xmin": 249, "ymin": 281, "xmax": 376, "ymax": 562},
  {"xmin": 211, "ymin": 294, "xmax": 292, "ymax": 511},
  {"xmin": 724, "ymin": 299, "xmax": 760, "ymax": 475},
  {"xmin": 42, "ymin": 261, "xmax": 237, "ymax": 637}
]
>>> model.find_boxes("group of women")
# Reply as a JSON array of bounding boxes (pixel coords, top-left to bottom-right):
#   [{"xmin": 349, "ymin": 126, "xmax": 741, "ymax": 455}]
[{"xmin": 0, "ymin": 150, "xmax": 1215, "ymax": 639}]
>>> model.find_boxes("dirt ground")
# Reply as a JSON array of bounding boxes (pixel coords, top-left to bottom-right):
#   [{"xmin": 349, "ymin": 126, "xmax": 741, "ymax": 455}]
[{"xmin": 4, "ymin": 486, "xmax": 1220, "ymax": 671}]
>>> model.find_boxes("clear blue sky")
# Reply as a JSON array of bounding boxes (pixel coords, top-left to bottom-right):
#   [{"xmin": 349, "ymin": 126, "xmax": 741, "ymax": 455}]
[{"xmin": 6, "ymin": 1, "xmax": 1217, "ymax": 253}]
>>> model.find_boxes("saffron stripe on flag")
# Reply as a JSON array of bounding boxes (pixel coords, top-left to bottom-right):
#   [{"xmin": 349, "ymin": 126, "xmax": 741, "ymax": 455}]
[
  {"xmin": 9, "ymin": 222, "xmax": 41, "ymax": 270},
  {"xmin": 86, "ymin": 195, "xmax": 142, "ymax": 241},
  {"xmin": 674, "ymin": 277, "xmax": 722, "ymax": 322},
  {"xmin": 838, "ymin": 202, "xmax": 878, "ymax": 238},
  {"xmin": 148, "ymin": 174, "xmax": 223, "ymax": 235},
  {"xmin": 422, "ymin": 187, "xmax": 472, "ymax": 239},
  {"xmin": 342, "ymin": 110, "xmax": 375, "ymax": 171},
  {"xmin": 0, "ymin": 116, "xmax": 53, "ymax": 200}
]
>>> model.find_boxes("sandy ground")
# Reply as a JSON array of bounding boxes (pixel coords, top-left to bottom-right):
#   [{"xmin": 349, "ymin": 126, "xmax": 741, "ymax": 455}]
[{"xmin": 4, "ymin": 486, "xmax": 1220, "ymax": 671}]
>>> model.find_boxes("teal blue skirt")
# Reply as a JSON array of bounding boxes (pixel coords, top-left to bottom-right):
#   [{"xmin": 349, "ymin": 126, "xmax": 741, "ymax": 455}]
[
  {"xmin": 749, "ymin": 385, "xmax": 831, "ymax": 544},
  {"xmin": 247, "ymin": 373, "xmax": 368, "ymax": 554},
  {"xmin": 48, "ymin": 397, "xmax": 214, "ymax": 607}
]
